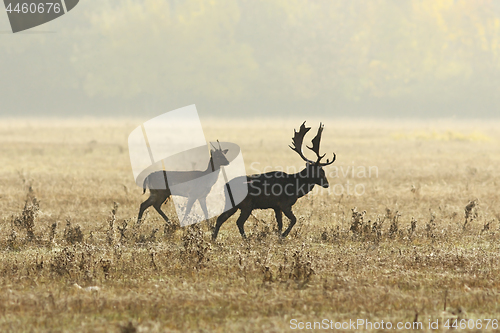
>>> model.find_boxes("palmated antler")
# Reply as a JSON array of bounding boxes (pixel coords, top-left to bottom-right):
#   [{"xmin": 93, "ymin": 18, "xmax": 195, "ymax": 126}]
[
  {"xmin": 290, "ymin": 121, "xmax": 336, "ymax": 166},
  {"xmin": 289, "ymin": 122, "xmax": 314, "ymax": 164},
  {"xmin": 307, "ymin": 123, "xmax": 336, "ymax": 166},
  {"xmin": 307, "ymin": 123, "xmax": 326, "ymax": 162}
]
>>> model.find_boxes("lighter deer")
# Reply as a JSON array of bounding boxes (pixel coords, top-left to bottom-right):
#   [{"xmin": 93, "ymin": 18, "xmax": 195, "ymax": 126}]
[{"xmin": 137, "ymin": 142, "xmax": 229, "ymax": 225}]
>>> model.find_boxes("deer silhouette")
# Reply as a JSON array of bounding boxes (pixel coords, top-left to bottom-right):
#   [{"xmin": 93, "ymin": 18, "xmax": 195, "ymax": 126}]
[
  {"xmin": 212, "ymin": 122, "xmax": 335, "ymax": 240},
  {"xmin": 137, "ymin": 142, "xmax": 229, "ymax": 225}
]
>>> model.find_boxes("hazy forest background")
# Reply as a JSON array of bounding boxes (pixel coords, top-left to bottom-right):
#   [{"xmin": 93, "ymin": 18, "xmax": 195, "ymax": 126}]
[{"xmin": 1, "ymin": 0, "xmax": 500, "ymax": 118}]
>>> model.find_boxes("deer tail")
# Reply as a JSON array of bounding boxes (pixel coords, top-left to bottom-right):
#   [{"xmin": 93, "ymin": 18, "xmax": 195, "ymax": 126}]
[{"xmin": 142, "ymin": 176, "xmax": 148, "ymax": 194}]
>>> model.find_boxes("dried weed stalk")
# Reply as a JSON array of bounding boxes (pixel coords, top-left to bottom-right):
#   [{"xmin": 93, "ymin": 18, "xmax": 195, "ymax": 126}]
[
  {"xmin": 12, "ymin": 186, "xmax": 39, "ymax": 242},
  {"xmin": 63, "ymin": 219, "xmax": 83, "ymax": 244},
  {"xmin": 463, "ymin": 199, "xmax": 478, "ymax": 230},
  {"xmin": 181, "ymin": 224, "xmax": 211, "ymax": 269},
  {"xmin": 107, "ymin": 202, "xmax": 119, "ymax": 246}
]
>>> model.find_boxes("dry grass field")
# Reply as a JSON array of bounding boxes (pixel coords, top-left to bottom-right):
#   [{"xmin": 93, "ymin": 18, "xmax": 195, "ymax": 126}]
[{"xmin": 0, "ymin": 118, "xmax": 499, "ymax": 332}]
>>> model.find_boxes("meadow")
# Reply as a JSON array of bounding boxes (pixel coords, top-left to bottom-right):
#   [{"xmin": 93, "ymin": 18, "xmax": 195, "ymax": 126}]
[{"xmin": 0, "ymin": 118, "xmax": 499, "ymax": 332}]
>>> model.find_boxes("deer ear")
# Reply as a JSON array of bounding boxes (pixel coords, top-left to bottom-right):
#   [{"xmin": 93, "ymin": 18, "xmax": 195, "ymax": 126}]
[{"xmin": 222, "ymin": 149, "xmax": 228, "ymax": 154}]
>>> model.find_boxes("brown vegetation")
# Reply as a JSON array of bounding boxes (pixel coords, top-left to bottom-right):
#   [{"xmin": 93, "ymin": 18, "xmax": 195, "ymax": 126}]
[{"xmin": 0, "ymin": 119, "xmax": 499, "ymax": 332}]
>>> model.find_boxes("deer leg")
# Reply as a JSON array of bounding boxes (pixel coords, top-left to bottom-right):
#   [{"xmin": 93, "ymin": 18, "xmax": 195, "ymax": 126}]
[
  {"xmin": 212, "ymin": 207, "xmax": 238, "ymax": 240},
  {"xmin": 198, "ymin": 196, "xmax": 209, "ymax": 221},
  {"xmin": 236, "ymin": 209, "xmax": 252, "ymax": 239},
  {"xmin": 181, "ymin": 196, "xmax": 197, "ymax": 225},
  {"xmin": 274, "ymin": 208, "xmax": 283, "ymax": 234},
  {"xmin": 281, "ymin": 207, "xmax": 297, "ymax": 238},
  {"xmin": 137, "ymin": 195, "xmax": 156, "ymax": 224},
  {"xmin": 152, "ymin": 194, "xmax": 171, "ymax": 224}
]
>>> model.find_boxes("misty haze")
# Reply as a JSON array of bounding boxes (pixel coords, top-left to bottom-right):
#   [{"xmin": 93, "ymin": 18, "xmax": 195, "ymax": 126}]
[{"xmin": 1, "ymin": 0, "xmax": 500, "ymax": 118}]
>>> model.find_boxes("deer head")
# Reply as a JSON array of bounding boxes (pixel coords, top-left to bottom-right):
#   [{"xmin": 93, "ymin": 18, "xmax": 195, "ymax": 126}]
[
  {"xmin": 210, "ymin": 140, "xmax": 229, "ymax": 169},
  {"xmin": 289, "ymin": 122, "xmax": 336, "ymax": 188}
]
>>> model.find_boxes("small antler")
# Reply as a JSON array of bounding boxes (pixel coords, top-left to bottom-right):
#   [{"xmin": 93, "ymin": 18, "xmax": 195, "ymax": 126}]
[
  {"xmin": 289, "ymin": 122, "xmax": 314, "ymax": 164},
  {"xmin": 210, "ymin": 140, "xmax": 223, "ymax": 151}
]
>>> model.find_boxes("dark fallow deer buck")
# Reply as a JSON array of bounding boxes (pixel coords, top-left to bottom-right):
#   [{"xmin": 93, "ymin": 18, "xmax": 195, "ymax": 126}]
[
  {"xmin": 212, "ymin": 122, "xmax": 335, "ymax": 240},
  {"xmin": 137, "ymin": 142, "xmax": 229, "ymax": 225}
]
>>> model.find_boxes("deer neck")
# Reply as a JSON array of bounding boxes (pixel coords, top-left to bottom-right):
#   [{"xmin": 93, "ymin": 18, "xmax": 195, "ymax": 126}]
[
  {"xmin": 295, "ymin": 167, "xmax": 317, "ymax": 198},
  {"xmin": 203, "ymin": 156, "xmax": 220, "ymax": 175}
]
